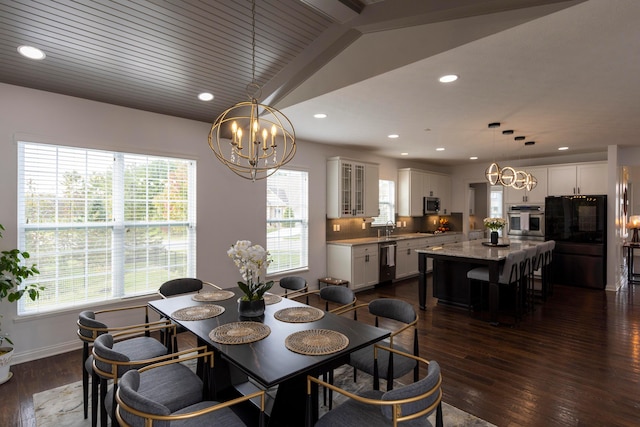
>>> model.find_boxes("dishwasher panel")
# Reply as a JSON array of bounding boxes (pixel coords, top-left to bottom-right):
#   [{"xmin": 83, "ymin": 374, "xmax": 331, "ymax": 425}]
[{"xmin": 379, "ymin": 242, "xmax": 397, "ymax": 283}]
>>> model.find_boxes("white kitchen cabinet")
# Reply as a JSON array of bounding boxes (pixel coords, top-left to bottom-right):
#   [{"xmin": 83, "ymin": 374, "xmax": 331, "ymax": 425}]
[
  {"xmin": 327, "ymin": 157, "xmax": 379, "ymax": 218},
  {"xmin": 395, "ymin": 239, "xmax": 426, "ymax": 279},
  {"xmin": 327, "ymin": 243, "xmax": 379, "ymax": 291},
  {"xmin": 504, "ymin": 167, "xmax": 548, "ymax": 204},
  {"xmin": 397, "ymin": 168, "xmax": 426, "ymax": 217},
  {"xmin": 364, "ymin": 163, "xmax": 380, "ymax": 217},
  {"xmin": 430, "ymin": 173, "xmax": 452, "ymax": 214},
  {"xmin": 398, "ymin": 168, "xmax": 451, "ymax": 216},
  {"xmin": 395, "ymin": 240, "xmax": 412, "ymax": 279},
  {"xmin": 547, "ymin": 163, "xmax": 606, "ymax": 196}
]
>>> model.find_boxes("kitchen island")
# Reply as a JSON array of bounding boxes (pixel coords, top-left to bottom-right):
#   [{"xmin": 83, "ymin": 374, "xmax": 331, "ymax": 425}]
[{"xmin": 416, "ymin": 239, "xmax": 542, "ymax": 325}]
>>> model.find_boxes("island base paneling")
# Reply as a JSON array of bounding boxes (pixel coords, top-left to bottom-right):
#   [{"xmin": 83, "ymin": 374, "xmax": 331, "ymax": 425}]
[{"xmin": 432, "ymin": 259, "xmax": 476, "ymax": 307}]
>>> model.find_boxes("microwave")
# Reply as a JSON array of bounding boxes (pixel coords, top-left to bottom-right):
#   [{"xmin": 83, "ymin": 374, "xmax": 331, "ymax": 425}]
[{"xmin": 424, "ymin": 197, "xmax": 440, "ymax": 214}]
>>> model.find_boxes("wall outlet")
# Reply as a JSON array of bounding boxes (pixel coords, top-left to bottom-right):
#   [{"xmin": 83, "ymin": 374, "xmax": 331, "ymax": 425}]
[{"xmin": 361, "ymin": 222, "xmax": 366, "ymax": 229}]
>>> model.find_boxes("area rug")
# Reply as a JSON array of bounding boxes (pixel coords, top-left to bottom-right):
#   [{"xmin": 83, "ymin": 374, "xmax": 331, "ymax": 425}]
[{"xmin": 34, "ymin": 364, "xmax": 494, "ymax": 427}]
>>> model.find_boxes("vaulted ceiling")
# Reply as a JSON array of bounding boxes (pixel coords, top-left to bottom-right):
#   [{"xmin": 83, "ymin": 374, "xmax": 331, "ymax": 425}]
[{"xmin": 2, "ymin": 0, "xmax": 638, "ymax": 166}]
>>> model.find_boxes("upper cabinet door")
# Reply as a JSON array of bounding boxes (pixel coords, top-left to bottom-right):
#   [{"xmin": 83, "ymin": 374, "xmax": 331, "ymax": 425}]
[
  {"xmin": 327, "ymin": 157, "xmax": 379, "ymax": 218},
  {"xmin": 504, "ymin": 167, "xmax": 548, "ymax": 204},
  {"xmin": 548, "ymin": 163, "xmax": 606, "ymax": 196},
  {"xmin": 577, "ymin": 163, "xmax": 607, "ymax": 195},
  {"xmin": 547, "ymin": 165, "xmax": 577, "ymax": 196},
  {"xmin": 364, "ymin": 163, "xmax": 379, "ymax": 217},
  {"xmin": 398, "ymin": 169, "xmax": 425, "ymax": 217}
]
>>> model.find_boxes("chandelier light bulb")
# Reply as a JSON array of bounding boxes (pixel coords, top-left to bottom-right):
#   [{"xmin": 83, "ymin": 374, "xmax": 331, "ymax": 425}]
[{"xmin": 485, "ymin": 162, "xmax": 501, "ymax": 185}]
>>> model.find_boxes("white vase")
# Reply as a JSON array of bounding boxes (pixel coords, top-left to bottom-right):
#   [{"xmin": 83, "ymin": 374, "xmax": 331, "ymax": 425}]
[{"xmin": 0, "ymin": 347, "xmax": 14, "ymax": 383}]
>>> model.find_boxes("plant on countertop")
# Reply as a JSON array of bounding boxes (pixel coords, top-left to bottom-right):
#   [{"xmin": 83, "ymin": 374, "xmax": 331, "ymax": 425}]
[
  {"xmin": 228, "ymin": 240, "xmax": 274, "ymax": 301},
  {"xmin": 0, "ymin": 224, "xmax": 43, "ymax": 347},
  {"xmin": 483, "ymin": 217, "xmax": 506, "ymax": 231}
]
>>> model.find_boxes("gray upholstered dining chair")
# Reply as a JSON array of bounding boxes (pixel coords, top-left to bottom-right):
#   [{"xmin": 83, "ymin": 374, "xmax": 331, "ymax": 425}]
[
  {"xmin": 114, "ymin": 349, "xmax": 265, "ymax": 427},
  {"xmin": 157, "ymin": 277, "xmax": 221, "ymax": 298},
  {"xmin": 347, "ymin": 299, "xmax": 419, "ymax": 392},
  {"xmin": 279, "ymin": 275, "xmax": 309, "ymax": 303},
  {"xmin": 467, "ymin": 249, "xmax": 527, "ymax": 323},
  {"xmin": 77, "ymin": 305, "xmax": 174, "ymax": 427},
  {"xmin": 91, "ymin": 327, "xmax": 177, "ymax": 427},
  {"xmin": 307, "ymin": 346, "xmax": 443, "ymax": 427},
  {"xmin": 157, "ymin": 277, "xmax": 221, "ymax": 348}
]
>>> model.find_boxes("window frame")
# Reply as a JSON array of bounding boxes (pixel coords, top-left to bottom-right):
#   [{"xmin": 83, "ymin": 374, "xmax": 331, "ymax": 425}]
[
  {"xmin": 266, "ymin": 168, "xmax": 309, "ymax": 275},
  {"xmin": 17, "ymin": 141, "xmax": 197, "ymax": 315},
  {"xmin": 372, "ymin": 179, "xmax": 396, "ymax": 227}
]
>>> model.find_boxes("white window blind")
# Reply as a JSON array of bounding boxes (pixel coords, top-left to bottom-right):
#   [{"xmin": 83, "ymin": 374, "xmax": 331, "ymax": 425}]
[
  {"xmin": 373, "ymin": 180, "xmax": 395, "ymax": 226},
  {"xmin": 266, "ymin": 169, "xmax": 308, "ymax": 274},
  {"xmin": 17, "ymin": 142, "xmax": 196, "ymax": 314}
]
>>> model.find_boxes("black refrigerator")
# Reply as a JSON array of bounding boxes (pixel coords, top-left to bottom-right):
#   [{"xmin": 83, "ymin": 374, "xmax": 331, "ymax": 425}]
[{"xmin": 545, "ymin": 195, "xmax": 607, "ymax": 289}]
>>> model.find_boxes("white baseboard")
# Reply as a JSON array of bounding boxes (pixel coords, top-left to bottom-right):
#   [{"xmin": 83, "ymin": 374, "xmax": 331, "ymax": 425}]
[{"xmin": 11, "ymin": 340, "xmax": 80, "ymax": 365}]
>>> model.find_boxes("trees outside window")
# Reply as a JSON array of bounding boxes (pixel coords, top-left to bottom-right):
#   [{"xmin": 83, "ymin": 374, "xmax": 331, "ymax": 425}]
[
  {"xmin": 266, "ymin": 169, "xmax": 308, "ymax": 274},
  {"xmin": 17, "ymin": 142, "xmax": 196, "ymax": 314}
]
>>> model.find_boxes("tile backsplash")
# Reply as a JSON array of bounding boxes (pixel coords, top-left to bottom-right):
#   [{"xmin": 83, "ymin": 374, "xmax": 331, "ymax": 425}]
[{"xmin": 326, "ymin": 212, "xmax": 462, "ymax": 241}]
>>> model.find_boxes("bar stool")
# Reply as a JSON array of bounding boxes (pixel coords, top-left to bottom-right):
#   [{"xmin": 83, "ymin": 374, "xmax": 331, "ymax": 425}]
[
  {"xmin": 542, "ymin": 240, "xmax": 556, "ymax": 300},
  {"xmin": 468, "ymin": 250, "xmax": 526, "ymax": 323},
  {"xmin": 521, "ymin": 246, "xmax": 539, "ymax": 314}
]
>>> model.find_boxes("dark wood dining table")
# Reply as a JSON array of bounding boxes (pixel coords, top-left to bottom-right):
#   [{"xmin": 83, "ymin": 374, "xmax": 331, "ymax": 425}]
[{"xmin": 148, "ymin": 288, "xmax": 390, "ymax": 427}]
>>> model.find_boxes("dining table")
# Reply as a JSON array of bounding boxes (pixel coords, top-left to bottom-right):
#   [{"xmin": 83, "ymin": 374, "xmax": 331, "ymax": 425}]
[
  {"xmin": 148, "ymin": 288, "xmax": 390, "ymax": 427},
  {"xmin": 416, "ymin": 239, "xmax": 543, "ymax": 325}
]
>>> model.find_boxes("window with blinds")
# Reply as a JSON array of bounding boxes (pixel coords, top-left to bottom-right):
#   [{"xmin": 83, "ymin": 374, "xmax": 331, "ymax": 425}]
[
  {"xmin": 372, "ymin": 180, "xmax": 396, "ymax": 226},
  {"xmin": 17, "ymin": 142, "xmax": 196, "ymax": 314},
  {"xmin": 266, "ymin": 169, "xmax": 308, "ymax": 274}
]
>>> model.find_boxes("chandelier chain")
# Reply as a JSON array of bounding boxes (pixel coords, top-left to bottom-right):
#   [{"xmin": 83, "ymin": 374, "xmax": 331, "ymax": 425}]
[{"xmin": 251, "ymin": 0, "xmax": 256, "ymax": 85}]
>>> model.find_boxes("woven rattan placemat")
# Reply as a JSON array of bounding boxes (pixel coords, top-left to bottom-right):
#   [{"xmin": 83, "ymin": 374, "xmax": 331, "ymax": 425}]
[
  {"xmin": 263, "ymin": 293, "xmax": 282, "ymax": 305},
  {"xmin": 285, "ymin": 329, "xmax": 349, "ymax": 356},
  {"xmin": 209, "ymin": 322, "xmax": 271, "ymax": 345},
  {"xmin": 274, "ymin": 307, "xmax": 325, "ymax": 323},
  {"xmin": 171, "ymin": 304, "xmax": 225, "ymax": 321},
  {"xmin": 192, "ymin": 290, "xmax": 235, "ymax": 302}
]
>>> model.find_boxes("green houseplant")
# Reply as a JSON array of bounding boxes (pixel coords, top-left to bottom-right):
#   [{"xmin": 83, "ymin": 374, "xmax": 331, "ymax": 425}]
[
  {"xmin": 483, "ymin": 217, "xmax": 506, "ymax": 245},
  {"xmin": 227, "ymin": 240, "xmax": 274, "ymax": 317},
  {"xmin": 0, "ymin": 224, "xmax": 42, "ymax": 383}
]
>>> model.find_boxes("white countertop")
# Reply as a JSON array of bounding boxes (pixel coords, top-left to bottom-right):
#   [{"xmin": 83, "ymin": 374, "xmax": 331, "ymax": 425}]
[
  {"xmin": 416, "ymin": 239, "xmax": 542, "ymax": 261},
  {"xmin": 327, "ymin": 232, "xmax": 462, "ymax": 246}
]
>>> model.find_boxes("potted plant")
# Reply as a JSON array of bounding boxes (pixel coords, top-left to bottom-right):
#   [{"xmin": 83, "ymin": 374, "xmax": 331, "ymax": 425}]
[
  {"xmin": 227, "ymin": 240, "xmax": 274, "ymax": 317},
  {"xmin": 0, "ymin": 224, "xmax": 42, "ymax": 383},
  {"xmin": 483, "ymin": 217, "xmax": 506, "ymax": 245}
]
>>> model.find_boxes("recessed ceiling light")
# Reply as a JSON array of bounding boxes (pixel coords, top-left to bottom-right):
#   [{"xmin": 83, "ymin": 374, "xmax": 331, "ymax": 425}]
[
  {"xmin": 198, "ymin": 92, "xmax": 214, "ymax": 101},
  {"xmin": 17, "ymin": 45, "xmax": 45, "ymax": 60},
  {"xmin": 400, "ymin": 152, "xmax": 409, "ymax": 156},
  {"xmin": 436, "ymin": 147, "xmax": 445, "ymax": 151},
  {"xmin": 439, "ymin": 74, "xmax": 458, "ymax": 83},
  {"xmin": 470, "ymin": 156, "xmax": 478, "ymax": 160},
  {"xmin": 388, "ymin": 134, "xmax": 399, "ymax": 139},
  {"xmin": 314, "ymin": 113, "xmax": 327, "ymax": 119},
  {"xmin": 558, "ymin": 146, "xmax": 569, "ymax": 151}
]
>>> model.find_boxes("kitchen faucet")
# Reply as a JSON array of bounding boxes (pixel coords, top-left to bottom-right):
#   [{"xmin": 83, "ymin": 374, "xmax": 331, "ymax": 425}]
[{"xmin": 385, "ymin": 221, "xmax": 395, "ymax": 238}]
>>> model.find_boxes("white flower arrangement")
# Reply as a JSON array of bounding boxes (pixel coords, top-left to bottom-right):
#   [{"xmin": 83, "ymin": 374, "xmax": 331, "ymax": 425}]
[
  {"xmin": 227, "ymin": 240, "xmax": 274, "ymax": 301},
  {"xmin": 483, "ymin": 217, "xmax": 506, "ymax": 231}
]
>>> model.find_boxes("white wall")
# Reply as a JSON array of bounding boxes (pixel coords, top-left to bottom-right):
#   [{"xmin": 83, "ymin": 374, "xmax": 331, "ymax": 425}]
[{"xmin": 0, "ymin": 83, "xmax": 437, "ymax": 363}]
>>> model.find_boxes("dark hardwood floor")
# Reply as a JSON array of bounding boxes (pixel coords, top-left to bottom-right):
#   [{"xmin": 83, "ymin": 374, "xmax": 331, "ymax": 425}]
[{"xmin": 3, "ymin": 276, "xmax": 640, "ymax": 427}]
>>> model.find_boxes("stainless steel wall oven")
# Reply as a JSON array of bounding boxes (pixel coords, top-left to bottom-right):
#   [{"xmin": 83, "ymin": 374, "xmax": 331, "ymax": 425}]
[{"xmin": 507, "ymin": 204, "xmax": 544, "ymax": 239}]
